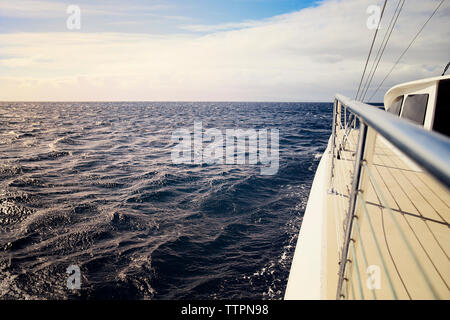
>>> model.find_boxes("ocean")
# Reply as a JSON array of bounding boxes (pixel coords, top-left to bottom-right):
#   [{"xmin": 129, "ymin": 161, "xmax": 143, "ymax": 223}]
[{"xmin": 0, "ymin": 102, "xmax": 331, "ymax": 299}]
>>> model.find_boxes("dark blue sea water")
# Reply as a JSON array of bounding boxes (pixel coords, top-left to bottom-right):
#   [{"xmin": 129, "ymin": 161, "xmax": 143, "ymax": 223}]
[{"xmin": 0, "ymin": 102, "xmax": 331, "ymax": 299}]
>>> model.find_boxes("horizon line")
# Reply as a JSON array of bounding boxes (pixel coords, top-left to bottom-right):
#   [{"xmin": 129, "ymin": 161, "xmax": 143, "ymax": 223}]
[{"xmin": 0, "ymin": 100, "xmax": 384, "ymax": 104}]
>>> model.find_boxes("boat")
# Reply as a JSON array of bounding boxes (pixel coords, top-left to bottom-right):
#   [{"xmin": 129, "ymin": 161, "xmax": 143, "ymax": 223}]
[{"xmin": 285, "ymin": 74, "xmax": 450, "ymax": 299}]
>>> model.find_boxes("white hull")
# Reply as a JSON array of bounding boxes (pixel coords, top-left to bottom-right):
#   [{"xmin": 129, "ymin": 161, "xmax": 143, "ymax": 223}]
[{"xmin": 285, "ymin": 140, "xmax": 331, "ymax": 300}]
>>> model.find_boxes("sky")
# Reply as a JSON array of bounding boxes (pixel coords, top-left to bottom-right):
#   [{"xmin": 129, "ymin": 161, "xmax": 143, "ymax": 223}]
[{"xmin": 0, "ymin": 0, "xmax": 449, "ymax": 101}]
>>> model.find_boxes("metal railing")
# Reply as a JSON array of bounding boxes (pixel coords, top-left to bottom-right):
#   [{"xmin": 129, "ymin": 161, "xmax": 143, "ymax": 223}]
[{"xmin": 330, "ymin": 94, "xmax": 450, "ymax": 300}]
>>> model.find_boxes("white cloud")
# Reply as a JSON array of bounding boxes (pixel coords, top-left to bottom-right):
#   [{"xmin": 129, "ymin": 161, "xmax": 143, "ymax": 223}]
[
  {"xmin": 181, "ymin": 20, "xmax": 264, "ymax": 32},
  {"xmin": 0, "ymin": 0, "xmax": 449, "ymax": 101},
  {"xmin": 0, "ymin": 0, "xmax": 65, "ymax": 18},
  {"xmin": 0, "ymin": 0, "xmax": 171, "ymax": 18}
]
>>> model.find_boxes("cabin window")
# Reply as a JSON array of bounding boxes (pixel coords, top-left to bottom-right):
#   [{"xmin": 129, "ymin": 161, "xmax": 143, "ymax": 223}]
[
  {"xmin": 388, "ymin": 95, "xmax": 403, "ymax": 116},
  {"xmin": 401, "ymin": 94, "xmax": 429, "ymax": 125},
  {"xmin": 433, "ymin": 79, "xmax": 450, "ymax": 137}
]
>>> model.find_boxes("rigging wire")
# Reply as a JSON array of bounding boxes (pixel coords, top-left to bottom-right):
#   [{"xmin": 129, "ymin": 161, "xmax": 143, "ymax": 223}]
[
  {"xmin": 442, "ymin": 61, "xmax": 450, "ymax": 76},
  {"xmin": 354, "ymin": 0, "xmax": 388, "ymax": 100},
  {"xmin": 368, "ymin": 0, "xmax": 446, "ymax": 102},
  {"xmin": 360, "ymin": 0, "xmax": 405, "ymax": 102}
]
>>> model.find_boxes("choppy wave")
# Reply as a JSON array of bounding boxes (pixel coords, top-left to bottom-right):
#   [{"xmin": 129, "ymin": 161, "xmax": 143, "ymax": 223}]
[{"xmin": 0, "ymin": 102, "xmax": 331, "ymax": 299}]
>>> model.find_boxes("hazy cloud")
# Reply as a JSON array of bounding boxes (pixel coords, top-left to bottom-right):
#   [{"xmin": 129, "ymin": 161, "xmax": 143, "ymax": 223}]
[{"xmin": 0, "ymin": 0, "xmax": 171, "ymax": 18}]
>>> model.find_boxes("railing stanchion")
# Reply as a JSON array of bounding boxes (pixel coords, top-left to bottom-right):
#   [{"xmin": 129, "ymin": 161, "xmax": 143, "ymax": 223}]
[
  {"xmin": 329, "ymin": 99, "xmax": 338, "ymax": 191},
  {"xmin": 336, "ymin": 120, "xmax": 368, "ymax": 299}
]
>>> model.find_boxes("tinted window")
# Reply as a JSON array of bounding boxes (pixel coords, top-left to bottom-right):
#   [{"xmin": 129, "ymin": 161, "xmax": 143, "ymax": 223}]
[
  {"xmin": 433, "ymin": 79, "xmax": 450, "ymax": 137},
  {"xmin": 388, "ymin": 96, "xmax": 403, "ymax": 116},
  {"xmin": 401, "ymin": 94, "xmax": 428, "ymax": 125}
]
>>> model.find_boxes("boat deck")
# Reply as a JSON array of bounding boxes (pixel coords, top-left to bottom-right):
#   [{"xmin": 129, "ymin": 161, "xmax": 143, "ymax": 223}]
[{"xmin": 326, "ymin": 128, "xmax": 450, "ymax": 299}]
